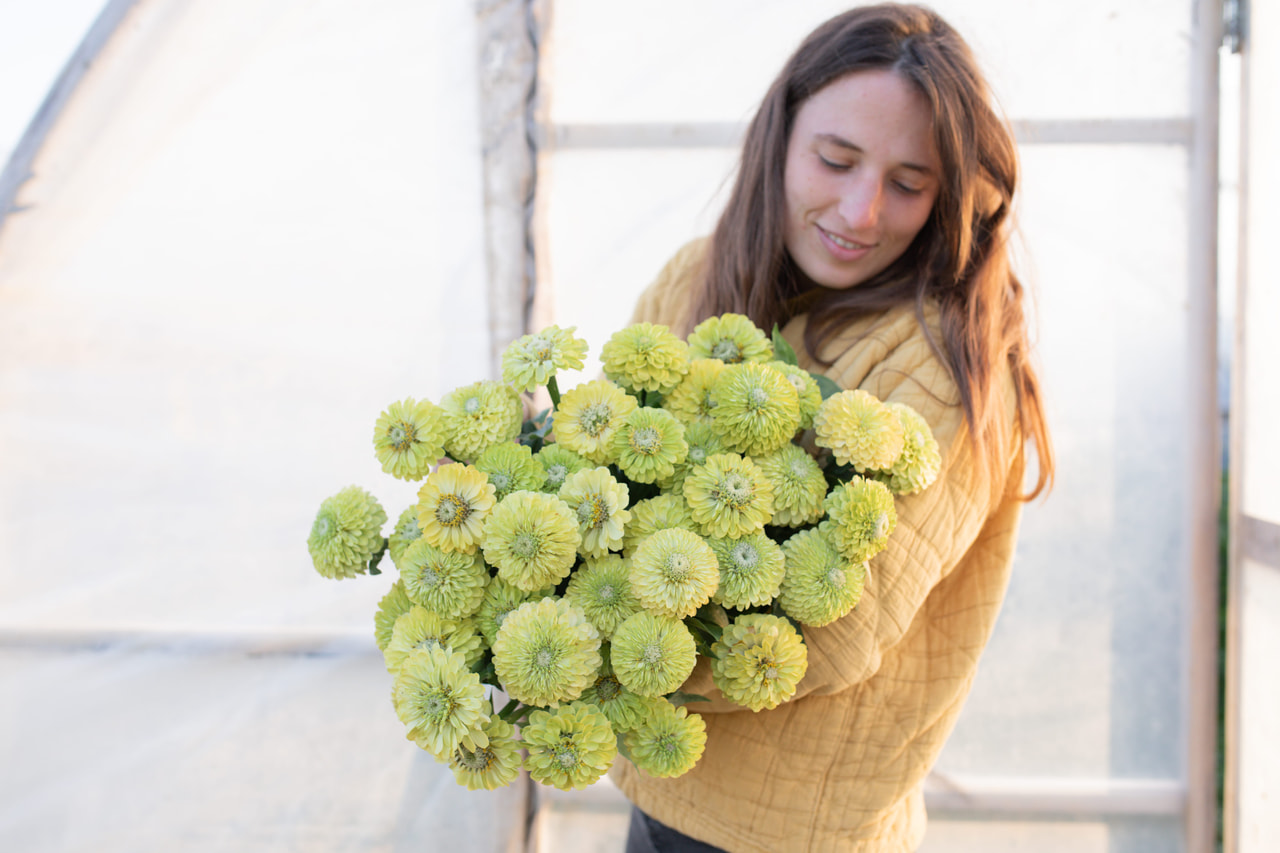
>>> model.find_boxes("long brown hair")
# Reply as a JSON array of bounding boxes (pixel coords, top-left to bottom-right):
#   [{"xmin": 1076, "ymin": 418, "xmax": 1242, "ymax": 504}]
[{"xmin": 692, "ymin": 3, "xmax": 1053, "ymax": 500}]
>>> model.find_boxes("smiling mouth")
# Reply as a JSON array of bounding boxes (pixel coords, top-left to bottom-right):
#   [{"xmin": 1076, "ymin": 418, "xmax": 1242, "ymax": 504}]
[{"xmin": 819, "ymin": 226, "xmax": 873, "ymax": 251}]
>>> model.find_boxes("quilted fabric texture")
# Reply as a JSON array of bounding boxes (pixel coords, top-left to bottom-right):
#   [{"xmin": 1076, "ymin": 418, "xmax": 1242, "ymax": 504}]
[{"xmin": 609, "ymin": 239, "xmax": 1026, "ymax": 852}]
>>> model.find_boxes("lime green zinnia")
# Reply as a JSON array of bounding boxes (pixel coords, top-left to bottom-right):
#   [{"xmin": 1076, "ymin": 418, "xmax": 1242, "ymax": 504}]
[
  {"xmin": 622, "ymin": 494, "xmax": 695, "ymax": 556},
  {"xmin": 393, "ymin": 645, "xmax": 489, "ymax": 760},
  {"xmin": 307, "ymin": 485, "xmax": 387, "ymax": 580},
  {"xmin": 384, "ymin": 605, "xmax": 485, "ymax": 674},
  {"xmin": 554, "ymin": 379, "xmax": 638, "ymax": 464},
  {"xmin": 373, "ymin": 397, "xmax": 448, "ymax": 481},
  {"xmin": 875, "ymin": 402, "xmax": 942, "ymax": 495},
  {"xmin": 610, "ymin": 611, "xmax": 697, "ymax": 698},
  {"xmin": 579, "ymin": 647, "xmax": 660, "ymax": 733},
  {"xmin": 708, "ymin": 532, "xmax": 787, "ymax": 610},
  {"xmin": 374, "ymin": 580, "xmax": 415, "ymax": 651},
  {"xmin": 474, "ymin": 442, "xmax": 546, "ymax": 502},
  {"xmin": 482, "ymin": 491, "xmax": 581, "ymax": 592},
  {"xmin": 710, "ymin": 613, "xmax": 808, "ymax": 711},
  {"xmin": 600, "ymin": 322, "xmax": 690, "ymax": 395},
  {"xmin": 522, "ymin": 701, "xmax": 617, "ymax": 791},
  {"xmin": 682, "ymin": 453, "xmax": 775, "ymax": 539},
  {"xmin": 625, "ymin": 700, "xmax": 707, "ymax": 778},
  {"xmin": 564, "ymin": 554, "xmax": 641, "ymax": 639},
  {"xmin": 611, "ymin": 407, "xmax": 688, "ymax": 485},
  {"xmin": 686, "ymin": 313, "xmax": 773, "ymax": 364},
  {"xmin": 767, "ymin": 360, "xmax": 823, "ymax": 431},
  {"xmin": 449, "ymin": 708, "xmax": 524, "ymax": 791},
  {"xmin": 440, "ymin": 380, "xmax": 524, "ymax": 463},
  {"xmin": 535, "ymin": 444, "xmax": 592, "ymax": 493},
  {"xmin": 662, "ymin": 358, "xmax": 725, "ymax": 426},
  {"xmin": 492, "ymin": 597, "xmax": 602, "ymax": 707},
  {"xmin": 813, "ymin": 388, "xmax": 906, "ymax": 472},
  {"xmin": 821, "ymin": 476, "xmax": 897, "ymax": 562},
  {"xmin": 630, "ymin": 528, "xmax": 719, "ymax": 619},
  {"xmin": 559, "ymin": 467, "xmax": 631, "ymax": 558},
  {"xmin": 389, "ymin": 505, "xmax": 425, "ymax": 568},
  {"xmin": 753, "ymin": 444, "xmax": 828, "ymax": 528},
  {"xmin": 397, "ymin": 539, "xmax": 488, "ymax": 620},
  {"xmin": 474, "ymin": 576, "xmax": 554, "ymax": 647},
  {"xmin": 501, "ymin": 325, "xmax": 589, "ymax": 392},
  {"xmin": 416, "ymin": 463, "xmax": 497, "ymax": 554},
  {"xmin": 779, "ymin": 527, "xmax": 866, "ymax": 627},
  {"xmin": 709, "ymin": 361, "xmax": 801, "ymax": 457}
]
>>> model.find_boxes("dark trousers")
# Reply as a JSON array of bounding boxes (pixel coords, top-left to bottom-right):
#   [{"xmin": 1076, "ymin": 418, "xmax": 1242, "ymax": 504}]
[{"xmin": 625, "ymin": 807, "xmax": 729, "ymax": 853}]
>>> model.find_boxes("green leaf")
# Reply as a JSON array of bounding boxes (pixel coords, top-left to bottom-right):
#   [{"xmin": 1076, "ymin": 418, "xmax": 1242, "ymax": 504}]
[
  {"xmin": 367, "ymin": 538, "xmax": 388, "ymax": 575},
  {"xmin": 811, "ymin": 372, "xmax": 842, "ymax": 400},
  {"xmin": 615, "ymin": 731, "xmax": 634, "ymax": 763},
  {"xmin": 666, "ymin": 691, "xmax": 712, "ymax": 707},
  {"xmin": 771, "ymin": 325, "xmax": 799, "ymax": 366}
]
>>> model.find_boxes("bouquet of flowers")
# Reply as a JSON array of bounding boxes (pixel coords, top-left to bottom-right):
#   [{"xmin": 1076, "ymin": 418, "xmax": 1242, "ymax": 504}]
[{"xmin": 306, "ymin": 314, "xmax": 941, "ymax": 792}]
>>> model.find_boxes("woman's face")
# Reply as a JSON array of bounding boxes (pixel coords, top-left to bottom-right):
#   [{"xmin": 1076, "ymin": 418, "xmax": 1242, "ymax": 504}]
[{"xmin": 782, "ymin": 69, "xmax": 942, "ymax": 291}]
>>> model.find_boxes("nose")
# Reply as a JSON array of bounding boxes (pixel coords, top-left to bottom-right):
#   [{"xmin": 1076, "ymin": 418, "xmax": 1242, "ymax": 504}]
[{"xmin": 838, "ymin": 176, "xmax": 882, "ymax": 230}]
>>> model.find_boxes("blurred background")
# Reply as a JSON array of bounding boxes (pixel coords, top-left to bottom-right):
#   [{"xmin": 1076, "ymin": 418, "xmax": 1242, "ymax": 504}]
[{"xmin": 0, "ymin": 1, "xmax": 1275, "ymax": 851}]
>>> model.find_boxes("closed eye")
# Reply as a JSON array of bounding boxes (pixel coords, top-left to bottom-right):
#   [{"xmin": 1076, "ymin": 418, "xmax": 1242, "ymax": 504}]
[{"xmin": 818, "ymin": 154, "xmax": 851, "ymax": 172}]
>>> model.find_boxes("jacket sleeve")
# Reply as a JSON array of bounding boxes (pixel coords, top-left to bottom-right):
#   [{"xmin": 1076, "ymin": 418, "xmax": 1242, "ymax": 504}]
[{"xmin": 681, "ymin": 308, "xmax": 1018, "ymax": 712}]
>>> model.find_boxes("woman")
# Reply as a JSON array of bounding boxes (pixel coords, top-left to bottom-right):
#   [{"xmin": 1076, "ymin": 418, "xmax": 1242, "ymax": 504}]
[{"xmin": 613, "ymin": 4, "xmax": 1054, "ymax": 851}]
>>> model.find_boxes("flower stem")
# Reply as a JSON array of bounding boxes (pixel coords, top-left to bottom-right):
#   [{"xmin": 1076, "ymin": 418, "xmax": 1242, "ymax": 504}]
[
  {"xmin": 497, "ymin": 698, "xmax": 528, "ymax": 723},
  {"xmin": 547, "ymin": 376, "xmax": 561, "ymax": 410}
]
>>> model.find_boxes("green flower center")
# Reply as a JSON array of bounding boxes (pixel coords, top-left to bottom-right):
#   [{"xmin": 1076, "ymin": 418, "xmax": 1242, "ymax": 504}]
[
  {"xmin": 596, "ymin": 677, "xmax": 621, "ymax": 702},
  {"xmin": 747, "ymin": 387, "xmax": 769, "ymax": 410},
  {"xmin": 700, "ymin": 391, "xmax": 717, "ymax": 412},
  {"xmin": 641, "ymin": 642, "xmax": 664, "ymax": 664},
  {"xmin": 577, "ymin": 496, "xmax": 609, "ymax": 529},
  {"xmin": 435, "ymin": 495, "xmax": 471, "ymax": 527},
  {"xmin": 664, "ymin": 552, "xmax": 691, "ymax": 582},
  {"xmin": 654, "ymin": 734, "xmax": 678, "ymax": 755},
  {"xmin": 789, "ymin": 458, "xmax": 811, "ymax": 479},
  {"xmin": 546, "ymin": 464, "xmax": 567, "ymax": 486},
  {"xmin": 629, "ymin": 426, "xmax": 662, "ymax": 456},
  {"xmin": 689, "ymin": 447, "xmax": 708, "ymax": 464},
  {"xmin": 714, "ymin": 473, "xmax": 755, "ymax": 509},
  {"xmin": 458, "ymin": 745, "xmax": 495, "ymax": 771},
  {"xmin": 312, "ymin": 515, "xmax": 332, "ymax": 539},
  {"xmin": 490, "ymin": 472, "xmax": 512, "ymax": 493},
  {"xmin": 873, "ymin": 513, "xmax": 891, "ymax": 540},
  {"xmin": 415, "ymin": 637, "xmax": 444, "ymax": 653},
  {"xmin": 711, "ymin": 339, "xmax": 742, "ymax": 362},
  {"xmin": 422, "ymin": 688, "xmax": 454, "ymax": 721},
  {"xmin": 512, "ymin": 532, "xmax": 541, "ymax": 560},
  {"xmin": 596, "ymin": 583, "xmax": 617, "ymax": 604},
  {"xmin": 633, "ymin": 334, "xmax": 655, "ymax": 353},
  {"xmin": 464, "ymin": 396, "xmax": 482, "ymax": 415},
  {"xmin": 580, "ymin": 404, "xmax": 613, "ymax": 437},
  {"xmin": 826, "ymin": 566, "xmax": 846, "ymax": 589},
  {"xmin": 534, "ymin": 646, "xmax": 557, "ymax": 669},
  {"xmin": 388, "ymin": 421, "xmax": 417, "ymax": 451},
  {"xmin": 419, "ymin": 565, "xmax": 441, "ymax": 588},
  {"xmin": 530, "ymin": 338, "xmax": 554, "ymax": 361},
  {"xmin": 764, "ymin": 665, "xmax": 779, "ymax": 681},
  {"xmin": 400, "ymin": 517, "xmax": 422, "ymax": 540},
  {"xmin": 555, "ymin": 744, "xmax": 580, "ymax": 768},
  {"xmin": 729, "ymin": 543, "xmax": 759, "ymax": 572}
]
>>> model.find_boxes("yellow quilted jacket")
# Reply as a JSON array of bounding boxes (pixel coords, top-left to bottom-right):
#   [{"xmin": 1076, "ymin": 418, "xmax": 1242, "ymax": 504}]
[{"xmin": 609, "ymin": 239, "xmax": 1026, "ymax": 852}]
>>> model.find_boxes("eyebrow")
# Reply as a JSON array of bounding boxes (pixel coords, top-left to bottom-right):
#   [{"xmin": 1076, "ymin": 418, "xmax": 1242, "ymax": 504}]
[{"xmin": 814, "ymin": 133, "xmax": 937, "ymax": 176}]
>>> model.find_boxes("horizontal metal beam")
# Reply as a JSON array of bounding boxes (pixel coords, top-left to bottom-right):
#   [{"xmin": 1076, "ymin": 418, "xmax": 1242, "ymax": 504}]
[
  {"xmin": 0, "ymin": 624, "xmax": 378, "ymax": 656},
  {"xmin": 923, "ymin": 773, "xmax": 1185, "ymax": 818},
  {"xmin": 535, "ymin": 118, "xmax": 1194, "ymax": 150}
]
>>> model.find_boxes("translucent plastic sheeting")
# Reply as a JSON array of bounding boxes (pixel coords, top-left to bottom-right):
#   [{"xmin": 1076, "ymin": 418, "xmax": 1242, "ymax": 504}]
[{"xmin": 544, "ymin": 0, "xmax": 1191, "ymax": 124}]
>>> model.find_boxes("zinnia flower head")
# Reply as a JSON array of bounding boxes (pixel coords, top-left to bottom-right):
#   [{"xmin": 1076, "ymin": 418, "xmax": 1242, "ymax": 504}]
[
  {"xmin": 682, "ymin": 453, "xmax": 775, "ymax": 539},
  {"xmin": 536, "ymin": 444, "xmax": 592, "ymax": 493},
  {"xmin": 611, "ymin": 406, "xmax": 688, "ymax": 485},
  {"xmin": 662, "ymin": 358, "xmax": 726, "ymax": 426},
  {"xmin": 492, "ymin": 597, "xmax": 602, "ymax": 707},
  {"xmin": 767, "ymin": 360, "xmax": 823, "ymax": 431},
  {"xmin": 624, "ymin": 700, "xmax": 707, "ymax": 778},
  {"xmin": 813, "ymin": 389, "xmax": 906, "ymax": 472},
  {"xmin": 752, "ymin": 444, "xmax": 828, "ymax": 528},
  {"xmin": 416, "ymin": 463, "xmax": 497, "ymax": 554},
  {"xmin": 388, "ymin": 505, "xmax": 425, "ymax": 568},
  {"xmin": 522, "ymin": 701, "xmax": 617, "ymax": 790},
  {"xmin": 307, "ymin": 486, "xmax": 387, "ymax": 580},
  {"xmin": 623, "ymin": 494, "xmax": 695, "ymax": 556},
  {"xmin": 874, "ymin": 402, "xmax": 942, "ymax": 495},
  {"xmin": 630, "ymin": 528, "xmax": 720, "ymax": 619},
  {"xmin": 600, "ymin": 322, "xmax": 690, "ymax": 395},
  {"xmin": 449, "ymin": 709, "xmax": 524, "ymax": 791},
  {"xmin": 374, "ymin": 580, "xmax": 415, "ymax": 651},
  {"xmin": 482, "ymin": 491, "xmax": 581, "ymax": 592},
  {"xmin": 779, "ymin": 527, "xmax": 866, "ymax": 627},
  {"xmin": 501, "ymin": 325, "xmax": 589, "ymax": 392},
  {"xmin": 821, "ymin": 476, "xmax": 897, "ymax": 563},
  {"xmin": 474, "ymin": 575, "xmax": 555, "ymax": 647},
  {"xmin": 558, "ymin": 467, "xmax": 631, "ymax": 558},
  {"xmin": 687, "ymin": 314, "xmax": 774, "ymax": 364},
  {"xmin": 553, "ymin": 379, "xmax": 638, "ymax": 464},
  {"xmin": 610, "ymin": 611, "xmax": 697, "ymax": 698},
  {"xmin": 392, "ymin": 645, "xmax": 489, "ymax": 760},
  {"xmin": 579, "ymin": 647, "xmax": 661, "ymax": 733},
  {"xmin": 384, "ymin": 605, "xmax": 485, "ymax": 674},
  {"xmin": 474, "ymin": 442, "xmax": 546, "ymax": 502},
  {"xmin": 372, "ymin": 397, "xmax": 448, "ymax": 481},
  {"xmin": 709, "ymin": 361, "xmax": 801, "ymax": 457},
  {"xmin": 397, "ymin": 539, "xmax": 489, "ymax": 620},
  {"xmin": 440, "ymin": 380, "xmax": 524, "ymax": 463},
  {"xmin": 564, "ymin": 554, "xmax": 641, "ymax": 639},
  {"xmin": 710, "ymin": 613, "xmax": 808, "ymax": 711},
  {"xmin": 708, "ymin": 532, "xmax": 787, "ymax": 610}
]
